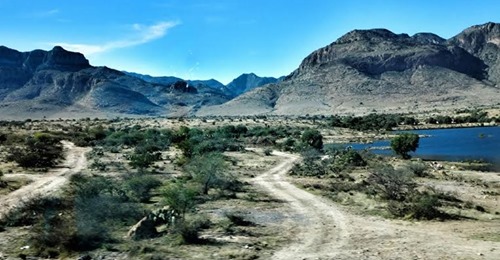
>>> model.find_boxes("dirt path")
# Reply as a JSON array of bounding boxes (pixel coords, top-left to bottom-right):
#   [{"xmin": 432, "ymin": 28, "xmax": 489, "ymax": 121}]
[
  {"xmin": 0, "ymin": 141, "xmax": 90, "ymax": 221},
  {"xmin": 254, "ymin": 151, "xmax": 500, "ymax": 260}
]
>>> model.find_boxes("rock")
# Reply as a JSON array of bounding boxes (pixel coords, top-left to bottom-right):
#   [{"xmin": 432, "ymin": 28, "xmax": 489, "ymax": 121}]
[
  {"xmin": 127, "ymin": 216, "xmax": 158, "ymax": 240},
  {"xmin": 77, "ymin": 255, "xmax": 92, "ymax": 260},
  {"xmin": 127, "ymin": 206, "xmax": 177, "ymax": 240}
]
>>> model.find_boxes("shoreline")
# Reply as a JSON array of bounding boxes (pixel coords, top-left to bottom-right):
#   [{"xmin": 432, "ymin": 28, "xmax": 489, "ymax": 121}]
[{"xmin": 393, "ymin": 122, "xmax": 498, "ymax": 131}]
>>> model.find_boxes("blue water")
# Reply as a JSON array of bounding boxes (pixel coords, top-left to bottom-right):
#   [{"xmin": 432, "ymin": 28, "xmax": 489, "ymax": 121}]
[{"xmin": 348, "ymin": 126, "xmax": 500, "ymax": 169}]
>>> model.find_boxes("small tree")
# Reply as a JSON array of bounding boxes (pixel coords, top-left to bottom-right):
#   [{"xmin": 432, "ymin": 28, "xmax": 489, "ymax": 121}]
[
  {"xmin": 301, "ymin": 129, "xmax": 323, "ymax": 150},
  {"xmin": 162, "ymin": 182, "xmax": 197, "ymax": 218},
  {"xmin": 390, "ymin": 133, "xmax": 419, "ymax": 159},
  {"xmin": 187, "ymin": 152, "xmax": 229, "ymax": 195}
]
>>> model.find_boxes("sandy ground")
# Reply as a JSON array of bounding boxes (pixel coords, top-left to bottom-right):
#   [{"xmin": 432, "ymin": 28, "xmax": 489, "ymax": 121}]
[
  {"xmin": 254, "ymin": 151, "xmax": 500, "ymax": 260},
  {"xmin": 0, "ymin": 141, "xmax": 90, "ymax": 221}
]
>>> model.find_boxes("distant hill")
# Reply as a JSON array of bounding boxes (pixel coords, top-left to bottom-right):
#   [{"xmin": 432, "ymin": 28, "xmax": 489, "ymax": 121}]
[
  {"xmin": 126, "ymin": 71, "xmax": 281, "ymax": 98},
  {"xmin": 0, "ymin": 46, "xmax": 230, "ymax": 119},
  {"xmin": 197, "ymin": 22, "xmax": 500, "ymax": 116},
  {"xmin": 225, "ymin": 73, "xmax": 281, "ymax": 97}
]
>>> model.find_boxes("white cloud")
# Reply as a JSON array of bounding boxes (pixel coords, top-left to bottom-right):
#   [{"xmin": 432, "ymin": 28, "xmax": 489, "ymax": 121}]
[
  {"xmin": 36, "ymin": 9, "xmax": 60, "ymax": 17},
  {"xmin": 51, "ymin": 21, "xmax": 179, "ymax": 56}
]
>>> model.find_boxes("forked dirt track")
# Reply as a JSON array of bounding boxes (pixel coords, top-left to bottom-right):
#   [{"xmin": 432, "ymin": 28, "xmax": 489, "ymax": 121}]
[
  {"xmin": 254, "ymin": 151, "xmax": 500, "ymax": 260},
  {"xmin": 0, "ymin": 141, "xmax": 90, "ymax": 221}
]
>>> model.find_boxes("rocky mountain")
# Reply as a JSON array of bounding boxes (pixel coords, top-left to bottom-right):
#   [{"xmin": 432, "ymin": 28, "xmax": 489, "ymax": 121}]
[
  {"xmin": 1, "ymin": 22, "xmax": 498, "ymax": 119},
  {"xmin": 225, "ymin": 73, "xmax": 280, "ymax": 97},
  {"xmin": 0, "ymin": 46, "xmax": 230, "ymax": 119},
  {"xmin": 448, "ymin": 22, "xmax": 500, "ymax": 84},
  {"xmin": 126, "ymin": 71, "xmax": 279, "ymax": 98},
  {"xmin": 198, "ymin": 22, "xmax": 500, "ymax": 116},
  {"xmin": 124, "ymin": 71, "xmax": 228, "ymax": 93}
]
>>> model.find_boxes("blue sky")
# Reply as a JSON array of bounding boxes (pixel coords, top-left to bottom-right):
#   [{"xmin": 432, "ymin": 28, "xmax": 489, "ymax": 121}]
[{"xmin": 0, "ymin": 0, "xmax": 498, "ymax": 84}]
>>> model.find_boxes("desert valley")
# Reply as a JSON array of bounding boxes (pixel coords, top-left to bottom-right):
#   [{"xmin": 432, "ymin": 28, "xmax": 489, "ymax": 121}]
[{"xmin": 0, "ymin": 18, "xmax": 499, "ymax": 260}]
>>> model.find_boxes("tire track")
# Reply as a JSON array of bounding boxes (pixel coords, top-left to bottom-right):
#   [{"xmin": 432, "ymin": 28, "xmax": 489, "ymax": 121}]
[
  {"xmin": 0, "ymin": 141, "xmax": 90, "ymax": 221},
  {"xmin": 253, "ymin": 151, "xmax": 350, "ymax": 260}
]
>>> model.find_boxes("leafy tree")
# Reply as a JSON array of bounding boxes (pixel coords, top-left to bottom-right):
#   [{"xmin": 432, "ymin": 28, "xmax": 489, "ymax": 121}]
[
  {"xmin": 187, "ymin": 152, "xmax": 229, "ymax": 195},
  {"xmin": 162, "ymin": 182, "xmax": 198, "ymax": 217},
  {"xmin": 301, "ymin": 129, "xmax": 323, "ymax": 150},
  {"xmin": 390, "ymin": 133, "xmax": 419, "ymax": 159}
]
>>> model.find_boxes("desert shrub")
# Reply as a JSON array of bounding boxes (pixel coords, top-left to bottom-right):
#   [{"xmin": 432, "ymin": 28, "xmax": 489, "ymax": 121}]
[
  {"xmin": 387, "ymin": 193, "xmax": 444, "ymax": 220},
  {"xmin": 124, "ymin": 174, "xmax": 162, "ymax": 202},
  {"xmin": 128, "ymin": 150, "xmax": 161, "ymax": 169},
  {"xmin": 0, "ymin": 170, "xmax": 6, "ymax": 188},
  {"xmin": 263, "ymin": 148, "xmax": 273, "ymax": 156},
  {"xmin": 367, "ymin": 165, "xmax": 415, "ymax": 201},
  {"xmin": 225, "ymin": 212, "xmax": 255, "ymax": 227},
  {"xmin": 408, "ymin": 193, "xmax": 442, "ymax": 219},
  {"xmin": 1, "ymin": 196, "xmax": 65, "ymax": 227},
  {"xmin": 332, "ymin": 148, "xmax": 367, "ymax": 168},
  {"xmin": 68, "ymin": 175, "xmax": 142, "ymax": 250},
  {"xmin": 281, "ymin": 137, "xmax": 296, "ymax": 152},
  {"xmin": 7, "ymin": 133, "xmax": 63, "ymax": 168},
  {"xmin": 406, "ymin": 162, "xmax": 428, "ymax": 177},
  {"xmin": 174, "ymin": 215, "xmax": 211, "ymax": 244}
]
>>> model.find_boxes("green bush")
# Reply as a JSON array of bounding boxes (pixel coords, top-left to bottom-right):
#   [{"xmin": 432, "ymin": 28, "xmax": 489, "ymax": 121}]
[
  {"xmin": 301, "ymin": 129, "xmax": 323, "ymax": 150},
  {"xmin": 124, "ymin": 174, "xmax": 162, "ymax": 202}
]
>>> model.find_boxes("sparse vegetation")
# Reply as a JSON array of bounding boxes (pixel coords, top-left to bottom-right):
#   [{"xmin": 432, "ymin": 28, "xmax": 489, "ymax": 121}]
[{"xmin": 0, "ymin": 116, "xmax": 497, "ymax": 259}]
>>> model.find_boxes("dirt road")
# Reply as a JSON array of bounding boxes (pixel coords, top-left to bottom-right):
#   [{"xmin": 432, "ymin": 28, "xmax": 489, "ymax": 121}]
[
  {"xmin": 254, "ymin": 151, "xmax": 500, "ymax": 260},
  {"xmin": 0, "ymin": 141, "xmax": 90, "ymax": 221}
]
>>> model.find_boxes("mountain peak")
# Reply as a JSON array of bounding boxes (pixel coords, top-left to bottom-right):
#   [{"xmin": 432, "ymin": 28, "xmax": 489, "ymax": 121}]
[
  {"xmin": 411, "ymin": 33, "xmax": 445, "ymax": 45},
  {"xmin": 42, "ymin": 46, "xmax": 90, "ymax": 71},
  {"xmin": 226, "ymin": 73, "xmax": 279, "ymax": 96},
  {"xmin": 336, "ymin": 28, "xmax": 409, "ymax": 44},
  {"xmin": 448, "ymin": 22, "xmax": 500, "ymax": 56}
]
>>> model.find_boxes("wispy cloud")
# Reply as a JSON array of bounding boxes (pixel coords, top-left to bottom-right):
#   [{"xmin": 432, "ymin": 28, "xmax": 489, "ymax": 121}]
[
  {"xmin": 34, "ymin": 9, "xmax": 60, "ymax": 18},
  {"xmin": 51, "ymin": 21, "xmax": 179, "ymax": 56}
]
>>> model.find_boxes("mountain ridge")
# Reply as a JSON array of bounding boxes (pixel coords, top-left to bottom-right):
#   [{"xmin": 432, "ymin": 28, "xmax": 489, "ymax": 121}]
[
  {"xmin": 0, "ymin": 22, "xmax": 499, "ymax": 119},
  {"xmin": 197, "ymin": 22, "xmax": 500, "ymax": 116}
]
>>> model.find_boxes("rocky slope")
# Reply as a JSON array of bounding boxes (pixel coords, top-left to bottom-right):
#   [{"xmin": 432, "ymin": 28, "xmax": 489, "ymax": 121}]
[
  {"xmin": 0, "ymin": 46, "xmax": 230, "ymax": 119},
  {"xmin": 198, "ymin": 22, "xmax": 500, "ymax": 116}
]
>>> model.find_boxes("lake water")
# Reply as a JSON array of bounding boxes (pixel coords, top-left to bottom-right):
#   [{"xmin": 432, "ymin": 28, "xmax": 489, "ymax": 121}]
[{"xmin": 346, "ymin": 126, "xmax": 500, "ymax": 170}]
